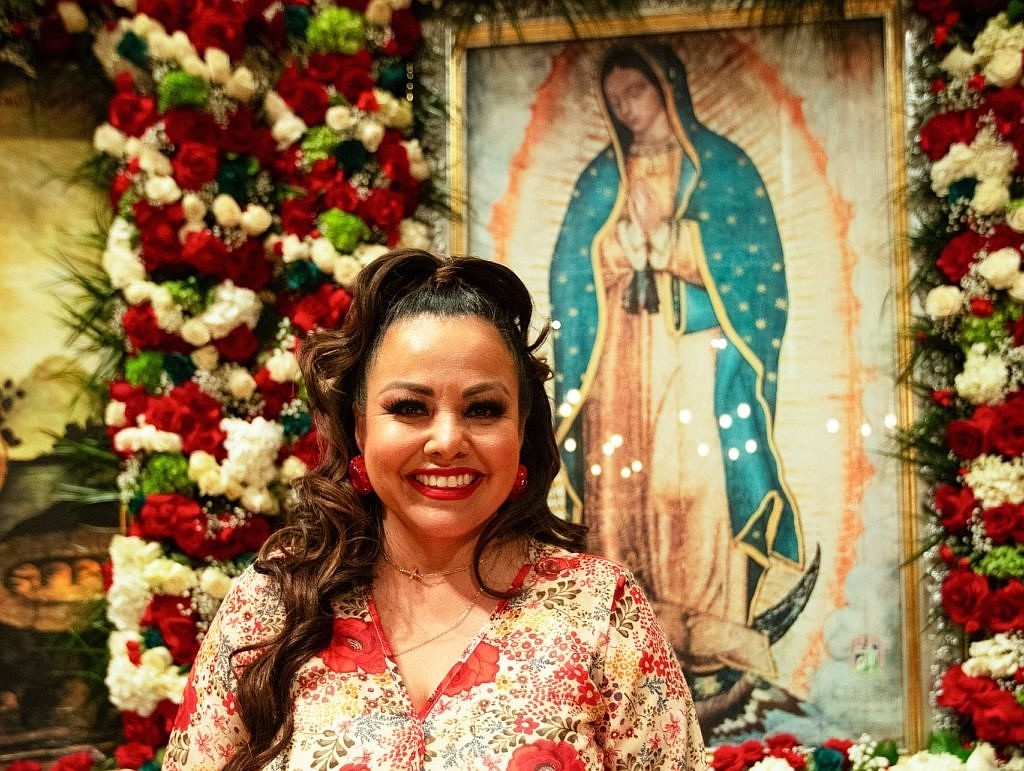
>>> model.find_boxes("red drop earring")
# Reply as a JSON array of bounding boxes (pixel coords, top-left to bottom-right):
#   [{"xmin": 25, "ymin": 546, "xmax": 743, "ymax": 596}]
[
  {"xmin": 507, "ymin": 464, "xmax": 528, "ymax": 502},
  {"xmin": 347, "ymin": 455, "xmax": 374, "ymax": 495}
]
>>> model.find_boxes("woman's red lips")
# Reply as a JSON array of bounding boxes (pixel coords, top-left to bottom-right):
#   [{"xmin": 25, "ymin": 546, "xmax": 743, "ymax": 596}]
[{"xmin": 406, "ymin": 469, "xmax": 483, "ymax": 500}]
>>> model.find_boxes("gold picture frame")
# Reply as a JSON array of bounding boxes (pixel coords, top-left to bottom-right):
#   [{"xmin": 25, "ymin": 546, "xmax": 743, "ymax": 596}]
[{"xmin": 447, "ymin": 0, "xmax": 921, "ymax": 748}]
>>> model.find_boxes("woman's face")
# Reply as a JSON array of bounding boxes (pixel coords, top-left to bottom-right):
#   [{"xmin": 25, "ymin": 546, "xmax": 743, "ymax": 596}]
[
  {"xmin": 603, "ymin": 65, "xmax": 666, "ymax": 140},
  {"xmin": 355, "ymin": 314, "xmax": 523, "ymax": 549}
]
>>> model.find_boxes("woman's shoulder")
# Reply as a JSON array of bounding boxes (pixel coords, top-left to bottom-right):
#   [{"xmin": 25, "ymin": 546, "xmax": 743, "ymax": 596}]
[
  {"xmin": 529, "ymin": 541, "xmax": 637, "ymax": 594},
  {"xmin": 210, "ymin": 561, "xmax": 286, "ymax": 645}
]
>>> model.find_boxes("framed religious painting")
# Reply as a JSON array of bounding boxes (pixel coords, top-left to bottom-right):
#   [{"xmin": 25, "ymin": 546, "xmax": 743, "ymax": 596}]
[{"xmin": 447, "ymin": 0, "xmax": 922, "ymax": 749}]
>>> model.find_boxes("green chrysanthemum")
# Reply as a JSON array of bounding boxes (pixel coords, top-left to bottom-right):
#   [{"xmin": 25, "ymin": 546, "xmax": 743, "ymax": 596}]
[
  {"xmin": 301, "ymin": 126, "xmax": 343, "ymax": 162},
  {"xmin": 158, "ymin": 71, "xmax": 210, "ymax": 112},
  {"xmin": 306, "ymin": 7, "xmax": 365, "ymax": 54},
  {"xmin": 140, "ymin": 453, "xmax": 194, "ymax": 496},
  {"xmin": 318, "ymin": 209, "xmax": 368, "ymax": 253},
  {"xmin": 163, "ymin": 277, "xmax": 205, "ymax": 315},
  {"xmin": 975, "ymin": 545, "xmax": 1024, "ymax": 579},
  {"xmin": 125, "ymin": 351, "xmax": 166, "ymax": 392},
  {"xmin": 962, "ymin": 307, "xmax": 1014, "ymax": 352}
]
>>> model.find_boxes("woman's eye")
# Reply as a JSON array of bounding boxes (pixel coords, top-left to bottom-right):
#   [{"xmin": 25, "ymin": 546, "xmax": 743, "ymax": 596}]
[
  {"xmin": 385, "ymin": 399, "xmax": 428, "ymax": 417},
  {"xmin": 466, "ymin": 400, "xmax": 507, "ymax": 419}
]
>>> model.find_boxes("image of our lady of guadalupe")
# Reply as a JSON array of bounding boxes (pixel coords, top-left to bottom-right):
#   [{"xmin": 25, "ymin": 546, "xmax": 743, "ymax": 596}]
[{"xmin": 549, "ymin": 43, "xmax": 818, "ymax": 728}]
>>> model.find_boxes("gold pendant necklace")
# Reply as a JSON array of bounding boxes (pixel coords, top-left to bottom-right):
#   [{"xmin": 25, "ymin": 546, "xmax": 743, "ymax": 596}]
[
  {"xmin": 389, "ymin": 585, "xmax": 486, "ymax": 658},
  {"xmin": 382, "ymin": 552, "xmax": 472, "ymax": 584}
]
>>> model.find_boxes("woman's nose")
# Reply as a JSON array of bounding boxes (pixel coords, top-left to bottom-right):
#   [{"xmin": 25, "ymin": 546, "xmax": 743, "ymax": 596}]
[{"xmin": 423, "ymin": 412, "xmax": 467, "ymax": 458}]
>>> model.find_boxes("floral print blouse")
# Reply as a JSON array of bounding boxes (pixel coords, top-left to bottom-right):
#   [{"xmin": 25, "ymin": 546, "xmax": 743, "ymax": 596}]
[{"xmin": 165, "ymin": 541, "xmax": 707, "ymax": 770}]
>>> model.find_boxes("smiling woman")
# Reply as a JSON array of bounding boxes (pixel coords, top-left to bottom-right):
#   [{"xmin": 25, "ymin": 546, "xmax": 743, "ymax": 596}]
[{"xmin": 162, "ymin": 248, "xmax": 708, "ymax": 770}]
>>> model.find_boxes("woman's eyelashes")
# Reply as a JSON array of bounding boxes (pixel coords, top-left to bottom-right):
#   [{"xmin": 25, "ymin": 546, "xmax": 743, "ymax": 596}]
[{"xmin": 380, "ymin": 397, "xmax": 508, "ymax": 420}]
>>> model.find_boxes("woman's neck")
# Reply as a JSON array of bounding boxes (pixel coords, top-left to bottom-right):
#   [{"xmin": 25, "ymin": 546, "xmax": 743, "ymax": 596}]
[{"xmin": 632, "ymin": 111, "xmax": 675, "ymax": 148}]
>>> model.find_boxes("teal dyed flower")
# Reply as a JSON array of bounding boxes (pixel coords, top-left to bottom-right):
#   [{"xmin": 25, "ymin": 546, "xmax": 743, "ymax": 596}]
[
  {"xmin": 284, "ymin": 4, "xmax": 310, "ymax": 38},
  {"xmin": 116, "ymin": 31, "xmax": 149, "ymax": 68},
  {"xmin": 216, "ymin": 157, "xmax": 252, "ymax": 204},
  {"xmin": 301, "ymin": 126, "xmax": 343, "ymax": 162},
  {"xmin": 286, "ymin": 259, "xmax": 323, "ymax": 291},
  {"xmin": 282, "ymin": 410, "xmax": 312, "ymax": 437},
  {"xmin": 811, "ymin": 747, "xmax": 844, "ymax": 771},
  {"xmin": 140, "ymin": 453, "xmax": 194, "ymax": 496},
  {"xmin": 125, "ymin": 352, "xmax": 166, "ymax": 392},
  {"xmin": 158, "ymin": 71, "xmax": 210, "ymax": 112},
  {"xmin": 164, "ymin": 353, "xmax": 197, "ymax": 385},
  {"xmin": 318, "ymin": 209, "xmax": 368, "ymax": 253},
  {"xmin": 307, "ymin": 7, "xmax": 365, "ymax": 54}
]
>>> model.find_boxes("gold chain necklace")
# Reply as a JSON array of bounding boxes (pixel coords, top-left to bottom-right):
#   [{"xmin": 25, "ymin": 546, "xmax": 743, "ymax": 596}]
[
  {"xmin": 381, "ymin": 552, "xmax": 472, "ymax": 584},
  {"xmin": 389, "ymin": 585, "xmax": 486, "ymax": 657}
]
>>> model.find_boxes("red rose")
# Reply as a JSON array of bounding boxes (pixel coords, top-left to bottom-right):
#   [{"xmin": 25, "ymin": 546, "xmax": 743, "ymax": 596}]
[
  {"xmin": 182, "ymin": 422, "xmax": 226, "ymax": 459},
  {"xmin": 1012, "ymin": 316, "xmax": 1024, "ymax": 347},
  {"xmin": 163, "ymin": 108, "xmax": 220, "ymax": 148},
  {"xmin": 50, "ymin": 751, "xmax": 96, "ymax": 771},
  {"xmin": 947, "ymin": 404, "xmax": 997, "ymax": 459},
  {"xmin": 378, "ymin": 134, "xmax": 414, "ymax": 187},
  {"xmin": 205, "ymin": 514, "xmax": 270, "ymax": 560},
  {"xmin": 143, "ymin": 595, "xmax": 201, "ymax": 664},
  {"xmin": 970, "ymin": 297, "xmax": 994, "ymax": 317},
  {"xmin": 136, "ymin": 0, "xmax": 188, "ymax": 32},
  {"xmin": 383, "ymin": 8, "xmax": 423, "ymax": 57},
  {"xmin": 306, "ymin": 52, "xmax": 345, "ymax": 82},
  {"xmin": 172, "ymin": 142, "xmax": 220, "ymax": 191},
  {"xmin": 148, "ymin": 381, "xmax": 222, "ymax": 436},
  {"xmin": 359, "ymin": 187, "xmax": 406, "ymax": 231},
  {"xmin": 290, "ymin": 428, "xmax": 322, "ymax": 468},
  {"xmin": 937, "ymin": 665, "xmax": 998, "ymax": 713},
  {"xmin": 284, "ymin": 283, "xmax": 353, "ymax": 334},
  {"xmin": 981, "ymin": 503, "xmax": 1024, "ymax": 543},
  {"xmin": 134, "ymin": 493, "xmax": 202, "ymax": 540},
  {"xmin": 334, "ymin": 51, "xmax": 375, "ymax": 102},
  {"xmin": 442, "ymin": 641, "xmax": 500, "ymax": 696},
  {"xmin": 277, "ymin": 69, "xmax": 329, "ymax": 125},
  {"xmin": 215, "ymin": 324, "xmax": 262, "ymax": 363},
  {"xmin": 134, "ymin": 200, "xmax": 187, "ymax": 272},
  {"xmin": 280, "ymin": 195, "xmax": 319, "ymax": 238},
  {"xmin": 972, "ymin": 689, "xmax": 1024, "ymax": 744},
  {"xmin": 113, "ymin": 741, "xmax": 155, "ymax": 770},
  {"xmin": 109, "ymin": 92, "xmax": 158, "ymax": 138},
  {"xmin": 324, "ymin": 176, "xmax": 361, "ymax": 213},
  {"xmin": 938, "ymin": 230, "xmax": 986, "ymax": 283},
  {"xmin": 122, "ymin": 710, "xmax": 169, "ymax": 745},
  {"xmin": 770, "ymin": 748, "xmax": 808, "ymax": 770},
  {"xmin": 3, "ymin": 761, "xmax": 42, "ymax": 771},
  {"xmin": 765, "ymin": 734, "xmax": 799, "ymax": 751},
  {"xmin": 507, "ymin": 740, "xmax": 585, "ymax": 771},
  {"xmin": 918, "ymin": 109, "xmax": 981, "ymax": 161},
  {"xmin": 934, "ymin": 484, "xmax": 976, "ymax": 532},
  {"xmin": 739, "ymin": 740, "xmax": 768, "ymax": 763},
  {"xmin": 181, "ymin": 229, "xmax": 230, "ymax": 276},
  {"xmin": 189, "ymin": 9, "xmax": 245, "ymax": 59},
  {"xmin": 110, "ymin": 380, "xmax": 150, "ymax": 421},
  {"xmin": 254, "ymin": 367, "xmax": 297, "ymax": 418},
  {"xmin": 941, "ymin": 567, "xmax": 990, "ymax": 631},
  {"xmin": 982, "ymin": 579, "xmax": 1024, "ymax": 633},
  {"xmin": 220, "ymin": 106, "xmax": 270, "ymax": 160},
  {"xmin": 711, "ymin": 745, "xmax": 745, "ymax": 771},
  {"xmin": 223, "ymin": 238, "xmax": 274, "ymax": 291},
  {"xmin": 991, "ymin": 401, "xmax": 1024, "ymax": 456},
  {"xmin": 320, "ymin": 618, "xmax": 387, "ymax": 674},
  {"xmin": 122, "ymin": 304, "xmax": 191, "ymax": 353}
]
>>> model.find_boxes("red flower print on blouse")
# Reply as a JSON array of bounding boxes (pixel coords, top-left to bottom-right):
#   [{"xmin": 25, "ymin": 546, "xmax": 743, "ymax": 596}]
[
  {"xmin": 443, "ymin": 641, "xmax": 500, "ymax": 697},
  {"xmin": 506, "ymin": 739, "xmax": 586, "ymax": 771},
  {"xmin": 321, "ymin": 618, "xmax": 387, "ymax": 674}
]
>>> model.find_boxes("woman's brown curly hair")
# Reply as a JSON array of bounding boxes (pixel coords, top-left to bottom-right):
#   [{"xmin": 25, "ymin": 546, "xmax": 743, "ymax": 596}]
[{"xmin": 223, "ymin": 249, "xmax": 587, "ymax": 769}]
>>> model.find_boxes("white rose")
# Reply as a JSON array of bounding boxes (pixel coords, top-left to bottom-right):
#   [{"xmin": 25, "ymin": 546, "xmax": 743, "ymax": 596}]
[
  {"xmin": 281, "ymin": 234, "xmax": 311, "ymax": 263},
  {"xmin": 105, "ymin": 400, "xmax": 128, "ymax": 428},
  {"xmin": 374, "ymin": 89, "xmax": 413, "ymax": 129},
  {"xmin": 242, "ymin": 487, "xmax": 278, "ymax": 514},
  {"xmin": 266, "ymin": 349, "xmax": 300, "ymax": 383},
  {"xmin": 228, "ymin": 368, "xmax": 258, "ymax": 399},
  {"xmin": 137, "ymin": 145, "xmax": 172, "ymax": 177},
  {"xmin": 181, "ymin": 193, "xmax": 207, "ymax": 222},
  {"xmin": 263, "ymin": 91, "xmax": 290, "ymax": 123},
  {"xmin": 364, "ymin": 0, "xmax": 393, "ymax": 25},
  {"xmin": 272, "ymin": 113, "xmax": 307, "ymax": 149},
  {"xmin": 225, "ymin": 67, "xmax": 256, "ymax": 102},
  {"xmin": 966, "ymin": 744, "xmax": 999, "ymax": 771},
  {"xmin": 142, "ymin": 558, "xmax": 197, "ymax": 595},
  {"xmin": 401, "ymin": 139, "xmax": 430, "ymax": 181},
  {"xmin": 93, "ymin": 123, "xmax": 127, "ymax": 156},
  {"xmin": 955, "ymin": 345, "xmax": 1010, "ymax": 405},
  {"xmin": 978, "ymin": 247, "xmax": 1021, "ymax": 289},
  {"xmin": 310, "ymin": 237, "xmax": 339, "ymax": 273},
  {"xmin": 983, "ymin": 48, "xmax": 1023, "ymax": 88},
  {"xmin": 181, "ymin": 53, "xmax": 209, "ymax": 81},
  {"xmin": 334, "ymin": 255, "xmax": 362, "ymax": 287},
  {"xmin": 147, "ymin": 28, "xmax": 175, "ymax": 60},
  {"xmin": 57, "ymin": 1, "xmax": 89, "ymax": 33},
  {"xmin": 940, "ymin": 45, "xmax": 978, "ymax": 78},
  {"xmin": 145, "ymin": 175, "xmax": 182, "ymax": 204},
  {"xmin": 212, "ymin": 194, "xmax": 243, "ymax": 227},
  {"xmin": 240, "ymin": 204, "xmax": 273, "ymax": 236},
  {"xmin": 353, "ymin": 242, "xmax": 389, "ymax": 266},
  {"xmin": 749, "ymin": 758, "xmax": 795, "ymax": 771},
  {"xmin": 191, "ymin": 344, "xmax": 219, "ymax": 371},
  {"xmin": 397, "ymin": 218, "xmax": 431, "ymax": 250},
  {"xmin": 1007, "ymin": 201, "xmax": 1024, "ymax": 233},
  {"xmin": 123, "ymin": 280, "xmax": 156, "ymax": 305},
  {"xmin": 198, "ymin": 567, "xmax": 234, "ymax": 600},
  {"xmin": 114, "ymin": 0, "xmax": 136, "ymax": 10},
  {"xmin": 1009, "ymin": 273, "xmax": 1024, "ymax": 303},
  {"xmin": 130, "ymin": 13, "xmax": 160, "ymax": 37},
  {"xmin": 204, "ymin": 47, "xmax": 231, "ymax": 84},
  {"xmin": 924, "ymin": 285, "xmax": 963, "ymax": 318},
  {"xmin": 971, "ymin": 177, "xmax": 1010, "ymax": 215},
  {"xmin": 356, "ymin": 118, "xmax": 385, "ymax": 152},
  {"xmin": 325, "ymin": 105, "xmax": 357, "ymax": 132},
  {"xmin": 180, "ymin": 318, "xmax": 212, "ymax": 346},
  {"xmin": 280, "ymin": 455, "xmax": 309, "ymax": 483},
  {"xmin": 170, "ymin": 30, "xmax": 196, "ymax": 63}
]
